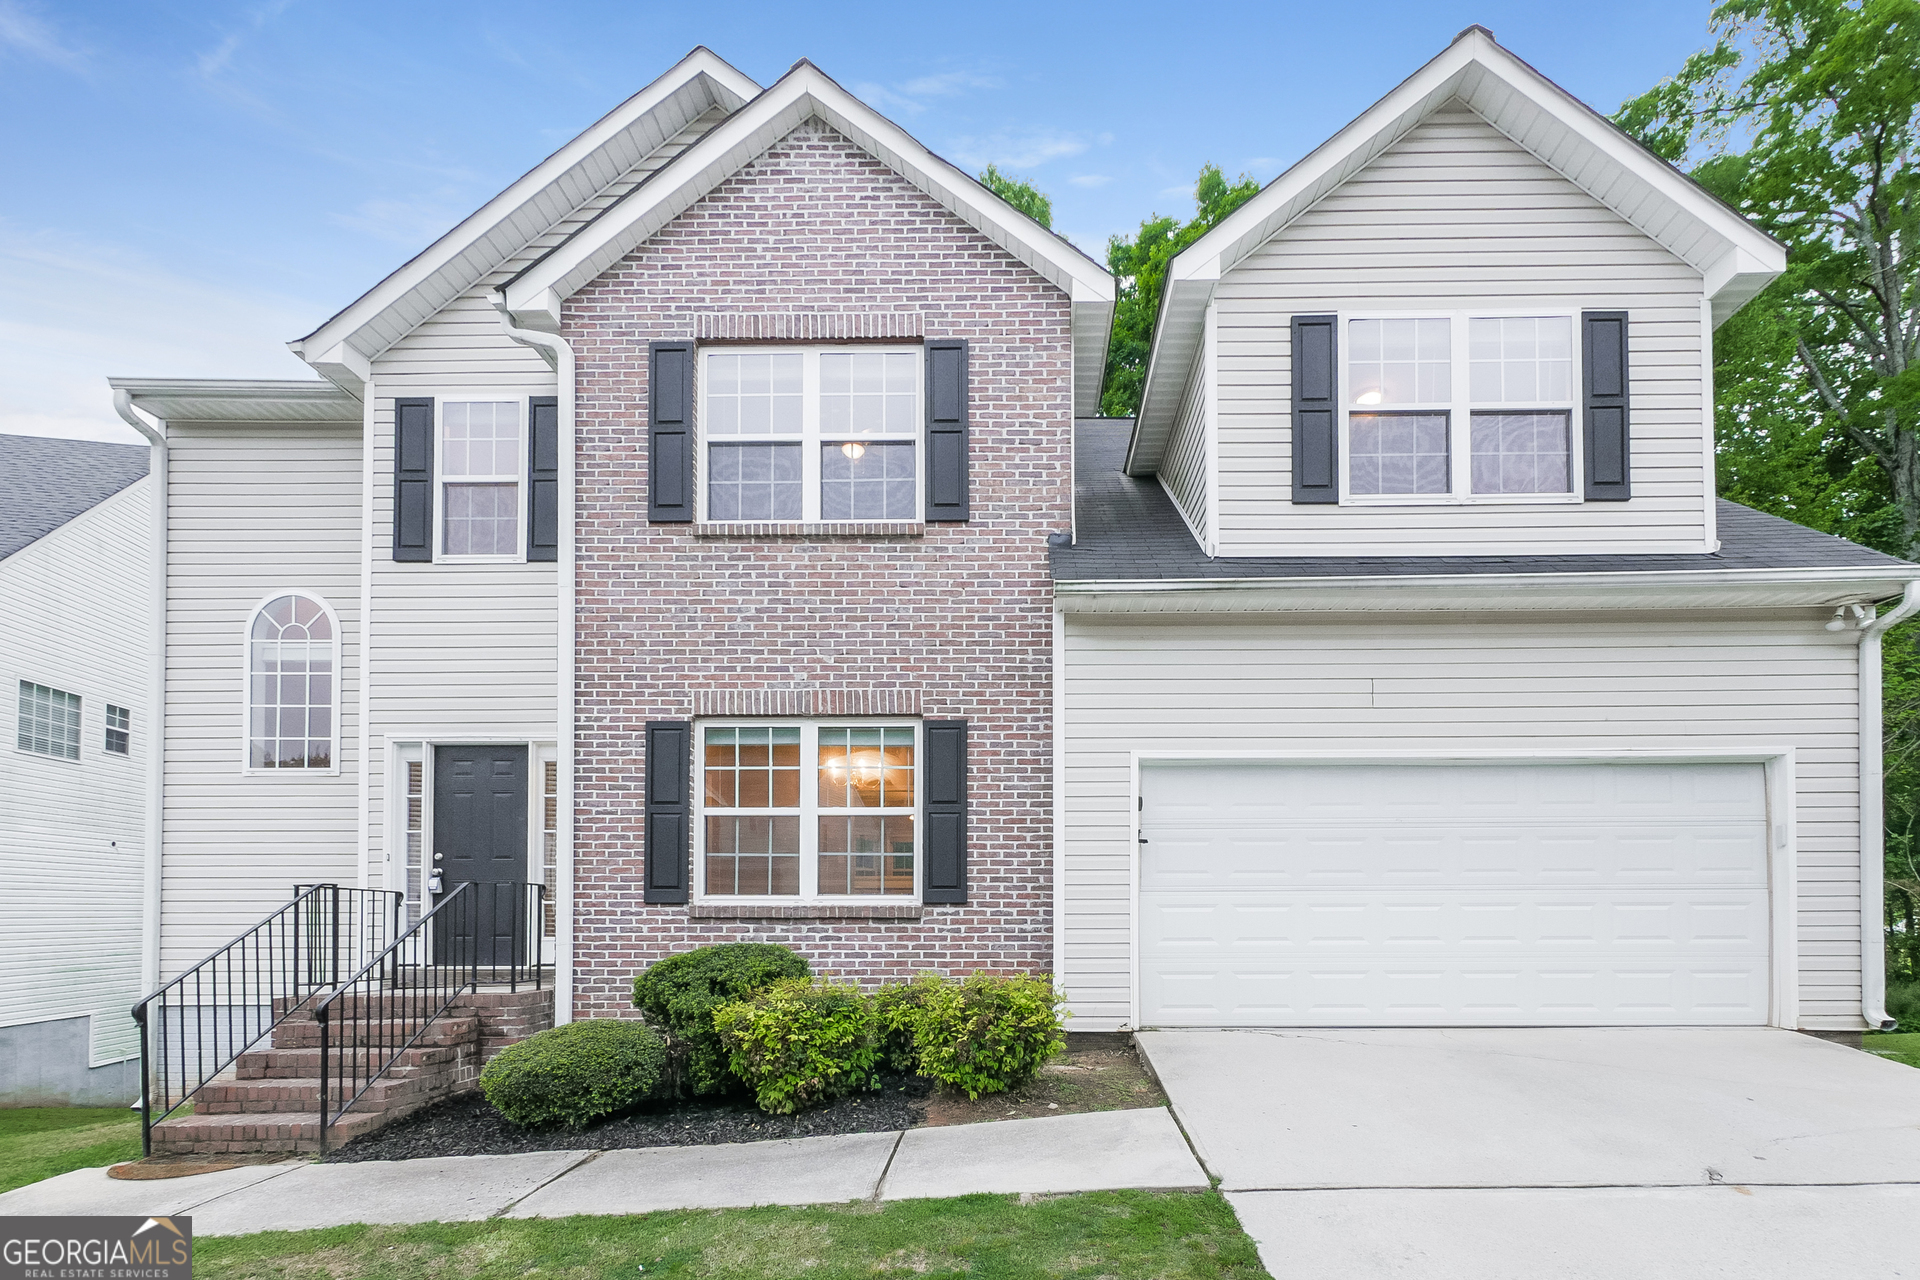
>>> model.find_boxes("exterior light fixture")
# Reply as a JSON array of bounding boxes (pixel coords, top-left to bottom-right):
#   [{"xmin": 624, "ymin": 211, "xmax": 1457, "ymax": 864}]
[{"xmin": 841, "ymin": 442, "xmax": 866, "ymax": 460}]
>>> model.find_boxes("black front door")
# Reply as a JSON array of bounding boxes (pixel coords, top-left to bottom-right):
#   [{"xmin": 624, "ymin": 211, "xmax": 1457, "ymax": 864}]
[{"xmin": 433, "ymin": 745, "xmax": 529, "ymax": 968}]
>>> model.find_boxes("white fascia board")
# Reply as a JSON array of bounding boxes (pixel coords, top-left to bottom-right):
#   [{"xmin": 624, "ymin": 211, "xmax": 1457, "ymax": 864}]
[
  {"xmin": 1126, "ymin": 28, "xmax": 1789, "ymax": 472},
  {"xmin": 503, "ymin": 64, "xmax": 1115, "ymax": 358},
  {"xmin": 1055, "ymin": 565, "xmax": 1920, "ymax": 615},
  {"xmin": 292, "ymin": 48, "xmax": 760, "ymax": 365},
  {"xmin": 107, "ymin": 377, "xmax": 363, "ymax": 423}
]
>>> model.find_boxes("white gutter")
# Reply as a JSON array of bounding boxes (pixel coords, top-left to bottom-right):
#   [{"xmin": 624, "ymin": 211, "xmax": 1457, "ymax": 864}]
[
  {"xmin": 494, "ymin": 297, "xmax": 577, "ymax": 1024},
  {"xmin": 1858, "ymin": 579, "xmax": 1920, "ymax": 1031},
  {"xmin": 114, "ymin": 390, "xmax": 167, "ymax": 994}
]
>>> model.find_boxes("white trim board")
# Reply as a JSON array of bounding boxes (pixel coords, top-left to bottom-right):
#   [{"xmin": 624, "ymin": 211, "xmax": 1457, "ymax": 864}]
[{"xmin": 1123, "ymin": 747, "xmax": 1800, "ymax": 1031}]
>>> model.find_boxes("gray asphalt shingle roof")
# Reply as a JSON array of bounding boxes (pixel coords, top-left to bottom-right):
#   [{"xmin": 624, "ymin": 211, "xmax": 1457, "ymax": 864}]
[
  {"xmin": 1052, "ymin": 420, "xmax": 1914, "ymax": 581},
  {"xmin": 0, "ymin": 434, "xmax": 150, "ymax": 561}
]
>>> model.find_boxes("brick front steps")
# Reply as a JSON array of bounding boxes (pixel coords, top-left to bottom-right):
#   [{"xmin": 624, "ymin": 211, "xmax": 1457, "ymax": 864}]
[{"xmin": 150, "ymin": 987, "xmax": 552, "ymax": 1155}]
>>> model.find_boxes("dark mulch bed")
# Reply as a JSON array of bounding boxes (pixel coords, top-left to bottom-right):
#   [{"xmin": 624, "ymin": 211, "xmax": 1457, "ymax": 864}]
[{"xmin": 322, "ymin": 1073, "xmax": 934, "ymax": 1163}]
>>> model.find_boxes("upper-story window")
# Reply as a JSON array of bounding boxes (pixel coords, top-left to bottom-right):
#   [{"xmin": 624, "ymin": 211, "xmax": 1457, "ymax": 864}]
[
  {"xmin": 700, "ymin": 347, "xmax": 921, "ymax": 523},
  {"xmin": 105, "ymin": 704, "xmax": 131, "ymax": 756},
  {"xmin": 441, "ymin": 401, "xmax": 523, "ymax": 557},
  {"xmin": 247, "ymin": 592, "xmax": 336, "ymax": 771},
  {"xmin": 1345, "ymin": 313, "xmax": 1576, "ymax": 503},
  {"xmin": 17, "ymin": 680, "xmax": 81, "ymax": 761}
]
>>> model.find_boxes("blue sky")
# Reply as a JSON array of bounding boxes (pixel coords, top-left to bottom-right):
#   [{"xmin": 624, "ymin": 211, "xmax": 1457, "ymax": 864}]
[{"xmin": 1, "ymin": 0, "xmax": 1717, "ymax": 444}]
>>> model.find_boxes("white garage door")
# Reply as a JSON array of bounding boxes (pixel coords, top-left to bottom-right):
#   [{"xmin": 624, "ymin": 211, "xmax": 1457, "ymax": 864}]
[{"xmin": 1139, "ymin": 761, "xmax": 1772, "ymax": 1027}]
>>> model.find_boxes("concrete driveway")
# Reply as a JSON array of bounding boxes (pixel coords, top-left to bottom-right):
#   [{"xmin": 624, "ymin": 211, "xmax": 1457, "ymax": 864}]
[{"xmin": 1137, "ymin": 1027, "xmax": 1920, "ymax": 1279}]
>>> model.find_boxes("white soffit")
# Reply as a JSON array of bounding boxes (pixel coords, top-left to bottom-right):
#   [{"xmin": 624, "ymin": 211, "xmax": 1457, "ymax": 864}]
[
  {"xmin": 501, "ymin": 62, "xmax": 1117, "ymax": 416},
  {"xmin": 1125, "ymin": 26, "xmax": 1788, "ymax": 474},
  {"xmin": 290, "ymin": 48, "xmax": 762, "ymax": 388},
  {"xmin": 107, "ymin": 378, "xmax": 363, "ymax": 423}
]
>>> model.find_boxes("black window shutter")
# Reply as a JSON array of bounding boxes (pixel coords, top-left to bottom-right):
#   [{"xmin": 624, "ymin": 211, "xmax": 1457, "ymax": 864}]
[
  {"xmin": 528, "ymin": 395, "xmax": 559, "ymax": 561},
  {"xmin": 644, "ymin": 720, "xmax": 691, "ymax": 904},
  {"xmin": 393, "ymin": 397, "xmax": 435, "ymax": 561},
  {"xmin": 922, "ymin": 719, "xmax": 967, "ymax": 904},
  {"xmin": 649, "ymin": 341, "xmax": 695, "ymax": 523},
  {"xmin": 1582, "ymin": 310, "xmax": 1631, "ymax": 501},
  {"xmin": 1290, "ymin": 316, "xmax": 1339, "ymax": 504},
  {"xmin": 925, "ymin": 339, "xmax": 970, "ymax": 521}
]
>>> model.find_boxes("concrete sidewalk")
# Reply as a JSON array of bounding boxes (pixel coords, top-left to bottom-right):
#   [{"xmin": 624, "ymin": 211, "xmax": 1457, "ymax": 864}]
[{"xmin": 0, "ymin": 1107, "xmax": 1207, "ymax": 1237}]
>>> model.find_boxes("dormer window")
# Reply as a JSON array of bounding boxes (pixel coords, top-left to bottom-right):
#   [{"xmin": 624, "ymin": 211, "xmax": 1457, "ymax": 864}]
[
  {"xmin": 699, "ymin": 346, "xmax": 922, "ymax": 523},
  {"xmin": 1343, "ymin": 313, "xmax": 1577, "ymax": 503}
]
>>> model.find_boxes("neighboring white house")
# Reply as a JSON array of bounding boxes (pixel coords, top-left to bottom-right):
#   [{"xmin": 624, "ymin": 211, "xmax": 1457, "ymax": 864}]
[
  {"xmin": 1051, "ymin": 28, "xmax": 1920, "ymax": 1038},
  {"xmin": 1, "ymin": 434, "xmax": 152, "ymax": 1105}
]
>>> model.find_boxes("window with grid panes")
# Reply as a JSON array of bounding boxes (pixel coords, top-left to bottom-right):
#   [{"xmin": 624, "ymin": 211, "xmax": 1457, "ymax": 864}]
[
  {"xmin": 17, "ymin": 681, "xmax": 80, "ymax": 760},
  {"xmin": 701, "ymin": 347, "xmax": 921, "ymax": 523},
  {"xmin": 104, "ymin": 704, "xmax": 131, "ymax": 755},
  {"xmin": 699, "ymin": 722, "xmax": 917, "ymax": 899}
]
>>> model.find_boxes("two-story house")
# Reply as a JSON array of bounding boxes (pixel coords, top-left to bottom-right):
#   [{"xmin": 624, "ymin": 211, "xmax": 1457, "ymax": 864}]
[{"xmin": 112, "ymin": 25, "xmax": 1915, "ymax": 1119}]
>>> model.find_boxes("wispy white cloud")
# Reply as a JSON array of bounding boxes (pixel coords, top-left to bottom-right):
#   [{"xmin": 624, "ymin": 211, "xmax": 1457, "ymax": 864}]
[
  {"xmin": 329, "ymin": 194, "xmax": 468, "ymax": 248},
  {"xmin": 1068, "ymin": 174, "xmax": 1112, "ymax": 188},
  {"xmin": 946, "ymin": 128, "xmax": 1088, "ymax": 172},
  {"xmin": 0, "ymin": 0, "xmax": 87, "ymax": 71},
  {"xmin": 193, "ymin": 0, "xmax": 293, "ymax": 89},
  {"xmin": 853, "ymin": 66, "xmax": 1000, "ymax": 116},
  {"xmin": 0, "ymin": 223, "xmax": 318, "ymax": 444}
]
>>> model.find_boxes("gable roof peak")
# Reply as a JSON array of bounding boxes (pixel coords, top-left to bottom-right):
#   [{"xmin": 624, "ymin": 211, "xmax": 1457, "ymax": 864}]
[{"xmin": 1124, "ymin": 28, "xmax": 1788, "ymax": 474}]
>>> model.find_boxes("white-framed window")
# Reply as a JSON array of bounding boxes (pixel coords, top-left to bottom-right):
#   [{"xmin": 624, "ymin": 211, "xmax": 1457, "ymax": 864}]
[
  {"xmin": 105, "ymin": 704, "xmax": 131, "ymax": 756},
  {"xmin": 18, "ymin": 681, "xmax": 81, "ymax": 761},
  {"xmin": 699, "ymin": 346, "xmax": 922, "ymax": 523},
  {"xmin": 1343, "ymin": 311, "xmax": 1578, "ymax": 504},
  {"xmin": 245, "ymin": 592, "xmax": 338, "ymax": 771},
  {"xmin": 540, "ymin": 751, "xmax": 558, "ymax": 938},
  {"xmin": 439, "ymin": 400, "xmax": 524, "ymax": 558},
  {"xmin": 397, "ymin": 744, "xmax": 428, "ymax": 924},
  {"xmin": 697, "ymin": 720, "xmax": 919, "ymax": 900}
]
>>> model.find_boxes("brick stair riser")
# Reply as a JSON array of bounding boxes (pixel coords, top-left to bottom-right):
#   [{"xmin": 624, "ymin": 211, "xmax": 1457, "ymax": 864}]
[
  {"xmin": 194, "ymin": 1072, "xmax": 440, "ymax": 1115},
  {"xmin": 271, "ymin": 1018, "xmax": 478, "ymax": 1050},
  {"xmin": 150, "ymin": 1109, "xmax": 394, "ymax": 1156},
  {"xmin": 235, "ymin": 1043, "xmax": 459, "ymax": 1079}
]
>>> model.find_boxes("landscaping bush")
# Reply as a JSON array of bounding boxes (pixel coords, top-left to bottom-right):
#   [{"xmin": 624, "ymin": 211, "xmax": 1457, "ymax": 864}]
[
  {"xmin": 631, "ymin": 943, "xmax": 811, "ymax": 1095},
  {"xmin": 871, "ymin": 973, "xmax": 941, "ymax": 1072},
  {"xmin": 713, "ymin": 977, "xmax": 883, "ymax": 1114},
  {"xmin": 479, "ymin": 1019, "xmax": 667, "ymax": 1128},
  {"xmin": 910, "ymin": 972, "xmax": 1067, "ymax": 1099},
  {"xmin": 1888, "ymin": 979, "xmax": 1920, "ymax": 1031}
]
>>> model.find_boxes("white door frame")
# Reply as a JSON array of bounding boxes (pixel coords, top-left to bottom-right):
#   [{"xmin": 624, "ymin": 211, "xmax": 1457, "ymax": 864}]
[{"xmin": 1127, "ymin": 747, "xmax": 1799, "ymax": 1031}]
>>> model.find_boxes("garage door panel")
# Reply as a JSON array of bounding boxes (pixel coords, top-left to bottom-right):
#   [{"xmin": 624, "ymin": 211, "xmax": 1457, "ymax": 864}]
[{"xmin": 1139, "ymin": 762, "xmax": 1771, "ymax": 1027}]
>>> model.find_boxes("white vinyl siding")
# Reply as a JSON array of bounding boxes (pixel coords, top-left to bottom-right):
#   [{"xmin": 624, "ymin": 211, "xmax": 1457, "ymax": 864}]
[
  {"xmin": 353, "ymin": 114, "xmax": 728, "ymax": 888},
  {"xmin": 1060, "ymin": 611, "xmax": 1865, "ymax": 1032},
  {"xmin": 160, "ymin": 424, "xmax": 362, "ymax": 979},
  {"xmin": 1211, "ymin": 102, "xmax": 1710, "ymax": 555},
  {"xmin": 0, "ymin": 479, "xmax": 150, "ymax": 1065},
  {"xmin": 1160, "ymin": 327, "xmax": 1211, "ymax": 547}
]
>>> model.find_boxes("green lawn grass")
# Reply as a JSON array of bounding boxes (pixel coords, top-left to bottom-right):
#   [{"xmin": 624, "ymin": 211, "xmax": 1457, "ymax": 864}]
[
  {"xmin": 195, "ymin": 1189, "xmax": 1271, "ymax": 1280},
  {"xmin": 1865, "ymin": 1032, "xmax": 1920, "ymax": 1069},
  {"xmin": 0, "ymin": 1106, "xmax": 143, "ymax": 1193}
]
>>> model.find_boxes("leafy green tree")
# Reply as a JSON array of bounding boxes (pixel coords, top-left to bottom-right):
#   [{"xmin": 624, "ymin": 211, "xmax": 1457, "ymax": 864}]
[
  {"xmin": 1617, "ymin": 0, "xmax": 1920, "ymax": 557},
  {"xmin": 1618, "ymin": 0, "xmax": 1920, "ymax": 996},
  {"xmin": 977, "ymin": 164, "xmax": 1052, "ymax": 229},
  {"xmin": 1100, "ymin": 165, "xmax": 1262, "ymax": 418}
]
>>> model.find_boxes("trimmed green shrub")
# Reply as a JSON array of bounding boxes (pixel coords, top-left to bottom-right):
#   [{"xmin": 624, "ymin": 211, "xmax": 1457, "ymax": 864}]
[
  {"xmin": 911, "ymin": 972, "xmax": 1067, "ymax": 1099},
  {"xmin": 631, "ymin": 943, "xmax": 810, "ymax": 1095},
  {"xmin": 479, "ymin": 1019, "xmax": 667, "ymax": 1128},
  {"xmin": 872, "ymin": 973, "xmax": 941, "ymax": 1072},
  {"xmin": 713, "ymin": 977, "xmax": 883, "ymax": 1114}
]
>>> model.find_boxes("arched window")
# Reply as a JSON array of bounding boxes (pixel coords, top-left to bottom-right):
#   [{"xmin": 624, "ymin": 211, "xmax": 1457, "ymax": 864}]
[{"xmin": 247, "ymin": 593, "xmax": 336, "ymax": 770}]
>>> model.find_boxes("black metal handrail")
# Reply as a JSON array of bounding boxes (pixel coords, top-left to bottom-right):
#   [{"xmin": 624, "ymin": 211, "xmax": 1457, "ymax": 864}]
[
  {"xmin": 131, "ymin": 883, "xmax": 403, "ymax": 1156},
  {"xmin": 315, "ymin": 880, "xmax": 546, "ymax": 1152}
]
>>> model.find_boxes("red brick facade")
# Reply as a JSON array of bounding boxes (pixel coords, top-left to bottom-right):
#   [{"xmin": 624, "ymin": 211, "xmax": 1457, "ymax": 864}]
[{"xmin": 563, "ymin": 119, "xmax": 1073, "ymax": 1019}]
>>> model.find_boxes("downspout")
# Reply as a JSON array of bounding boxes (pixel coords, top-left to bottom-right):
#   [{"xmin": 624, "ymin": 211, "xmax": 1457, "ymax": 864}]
[
  {"xmin": 1859, "ymin": 579, "xmax": 1920, "ymax": 1031},
  {"xmin": 114, "ymin": 390, "xmax": 167, "ymax": 995},
  {"xmin": 492, "ymin": 297, "xmax": 577, "ymax": 1025}
]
